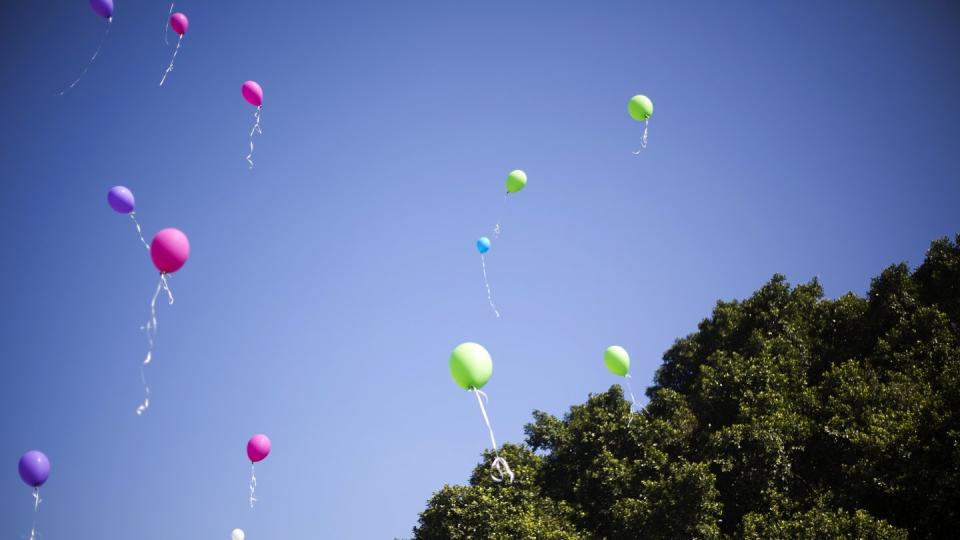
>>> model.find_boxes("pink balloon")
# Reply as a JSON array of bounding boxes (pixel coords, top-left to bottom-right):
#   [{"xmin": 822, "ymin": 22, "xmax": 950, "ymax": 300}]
[
  {"xmin": 241, "ymin": 81, "xmax": 263, "ymax": 107},
  {"xmin": 150, "ymin": 228, "xmax": 190, "ymax": 274},
  {"xmin": 247, "ymin": 434, "xmax": 271, "ymax": 463},
  {"xmin": 170, "ymin": 12, "xmax": 189, "ymax": 36}
]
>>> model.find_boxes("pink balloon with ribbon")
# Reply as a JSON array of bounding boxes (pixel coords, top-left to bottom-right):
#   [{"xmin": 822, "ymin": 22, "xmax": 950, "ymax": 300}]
[
  {"xmin": 160, "ymin": 12, "xmax": 190, "ymax": 86},
  {"xmin": 135, "ymin": 228, "xmax": 190, "ymax": 416},
  {"xmin": 242, "ymin": 81, "xmax": 264, "ymax": 169},
  {"xmin": 247, "ymin": 434, "xmax": 271, "ymax": 508}
]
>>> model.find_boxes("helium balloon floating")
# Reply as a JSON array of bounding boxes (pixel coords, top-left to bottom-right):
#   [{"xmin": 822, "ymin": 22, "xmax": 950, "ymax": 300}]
[
  {"xmin": 107, "ymin": 186, "xmax": 150, "ymax": 250},
  {"xmin": 475, "ymin": 237, "xmax": 499, "ymax": 318},
  {"xmin": 232, "ymin": 529, "xmax": 245, "ymax": 540},
  {"xmin": 159, "ymin": 12, "xmax": 189, "ymax": 86},
  {"xmin": 247, "ymin": 434, "xmax": 271, "ymax": 508},
  {"xmin": 18, "ymin": 450, "xmax": 50, "ymax": 540},
  {"xmin": 136, "ymin": 228, "xmax": 190, "ymax": 416},
  {"xmin": 604, "ymin": 345, "xmax": 639, "ymax": 420},
  {"xmin": 628, "ymin": 95, "xmax": 654, "ymax": 153},
  {"xmin": 58, "ymin": 0, "xmax": 114, "ymax": 95},
  {"xmin": 449, "ymin": 343, "xmax": 514, "ymax": 483},
  {"xmin": 242, "ymin": 81, "xmax": 264, "ymax": 169},
  {"xmin": 494, "ymin": 169, "xmax": 526, "ymax": 239}
]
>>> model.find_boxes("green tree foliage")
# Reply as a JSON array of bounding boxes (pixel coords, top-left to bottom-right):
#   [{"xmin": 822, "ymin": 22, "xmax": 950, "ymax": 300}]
[{"xmin": 414, "ymin": 235, "xmax": 960, "ymax": 539}]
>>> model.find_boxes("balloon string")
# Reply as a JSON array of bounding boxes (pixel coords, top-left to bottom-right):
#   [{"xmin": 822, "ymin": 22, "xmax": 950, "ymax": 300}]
[
  {"xmin": 57, "ymin": 18, "xmax": 112, "ymax": 96},
  {"xmin": 130, "ymin": 213, "xmax": 150, "ymax": 251},
  {"xmin": 164, "ymin": 2, "xmax": 174, "ymax": 45},
  {"xmin": 246, "ymin": 106, "xmax": 262, "ymax": 169},
  {"xmin": 473, "ymin": 389, "xmax": 514, "ymax": 483},
  {"xmin": 632, "ymin": 120, "xmax": 649, "ymax": 155},
  {"xmin": 249, "ymin": 464, "xmax": 258, "ymax": 508},
  {"xmin": 159, "ymin": 34, "xmax": 183, "ymax": 87},
  {"xmin": 480, "ymin": 255, "xmax": 500, "ymax": 318},
  {"xmin": 28, "ymin": 487, "xmax": 40, "ymax": 540},
  {"xmin": 493, "ymin": 195, "xmax": 507, "ymax": 239},
  {"xmin": 625, "ymin": 374, "xmax": 639, "ymax": 426},
  {"xmin": 137, "ymin": 274, "xmax": 173, "ymax": 415}
]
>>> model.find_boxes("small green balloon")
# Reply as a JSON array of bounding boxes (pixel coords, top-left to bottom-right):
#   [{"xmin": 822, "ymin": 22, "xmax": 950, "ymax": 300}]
[
  {"xmin": 506, "ymin": 170, "xmax": 527, "ymax": 194},
  {"xmin": 450, "ymin": 342, "xmax": 493, "ymax": 390},
  {"xmin": 628, "ymin": 95, "xmax": 654, "ymax": 122},
  {"xmin": 604, "ymin": 345, "xmax": 630, "ymax": 377}
]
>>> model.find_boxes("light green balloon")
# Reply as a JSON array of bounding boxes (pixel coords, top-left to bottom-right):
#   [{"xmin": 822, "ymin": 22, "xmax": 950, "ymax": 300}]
[
  {"xmin": 506, "ymin": 169, "xmax": 527, "ymax": 194},
  {"xmin": 604, "ymin": 345, "xmax": 630, "ymax": 377},
  {"xmin": 450, "ymin": 342, "xmax": 493, "ymax": 390},
  {"xmin": 628, "ymin": 95, "xmax": 654, "ymax": 122}
]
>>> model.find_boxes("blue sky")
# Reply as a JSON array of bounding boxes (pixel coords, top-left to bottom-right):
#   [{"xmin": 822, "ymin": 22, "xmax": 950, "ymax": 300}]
[{"xmin": 1, "ymin": 0, "xmax": 958, "ymax": 538}]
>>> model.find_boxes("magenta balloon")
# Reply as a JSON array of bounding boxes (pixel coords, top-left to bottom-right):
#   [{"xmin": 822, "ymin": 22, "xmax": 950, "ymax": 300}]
[
  {"xmin": 89, "ymin": 0, "xmax": 113, "ymax": 19},
  {"xmin": 247, "ymin": 434, "xmax": 271, "ymax": 463},
  {"xmin": 170, "ymin": 13, "xmax": 189, "ymax": 36},
  {"xmin": 107, "ymin": 186, "xmax": 135, "ymax": 214},
  {"xmin": 150, "ymin": 228, "xmax": 190, "ymax": 274},
  {"xmin": 18, "ymin": 451, "xmax": 50, "ymax": 488},
  {"xmin": 241, "ymin": 81, "xmax": 263, "ymax": 107}
]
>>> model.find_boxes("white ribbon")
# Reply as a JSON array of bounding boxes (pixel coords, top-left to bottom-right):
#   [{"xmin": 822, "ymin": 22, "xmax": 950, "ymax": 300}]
[
  {"xmin": 28, "ymin": 487, "xmax": 41, "ymax": 540},
  {"xmin": 632, "ymin": 120, "xmax": 650, "ymax": 154},
  {"xmin": 473, "ymin": 389, "xmax": 514, "ymax": 483},
  {"xmin": 246, "ymin": 106, "xmax": 262, "ymax": 169},
  {"xmin": 480, "ymin": 255, "xmax": 500, "ymax": 318},
  {"xmin": 164, "ymin": 2, "xmax": 174, "ymax": 45},
  {"xmin": 624, "ymin": 374, "xmax": 639, "ymax": 426},
  {"xmin": 58, "ymin": 18, "xmax": 112, "ymax": 96},
  {"xmin": 130, "ymin": 212, "xmax": 150, "ymax": 251},
  {"xmin": 159, "ymin": 34, "xmax": 183, "ymax": 87},
  {"xmin": 249, "ymin": 464, "xmax": 258, "ymax": 508},
  {"xmin": 137, "ymin": 274, "xmax": 174, "ymax": 415}
]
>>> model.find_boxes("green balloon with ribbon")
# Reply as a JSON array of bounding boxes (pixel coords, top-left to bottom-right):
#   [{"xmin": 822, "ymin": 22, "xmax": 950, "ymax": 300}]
[
  {"xmin": 628, "ymin": 95, "xmax": 654, "ymax": 153},
  {"xmin": 450, "ymin": 342, "xmax": 514, "ymax": 482},
  {"xmin": 604, "ymin": 345, "xmax": 640, "ymax": 420}
]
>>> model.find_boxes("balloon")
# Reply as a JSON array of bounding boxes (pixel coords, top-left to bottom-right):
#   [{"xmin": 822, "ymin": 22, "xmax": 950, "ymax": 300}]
[
  {"xmin": 449, "ymin": 342, "xmax": 493, "ymax": 390},
  {"xmin": 477, "ymin": 237, "xmax": 491, "ymax": 254},
  {"xmin": 242, "ymin": 81, "xmax": 264, "ymax": 107},
  {"xmin": 107, "ymin": 186, "xmax": 135, "ymax": 214},
  {"xmin": 247, "ymin": 434, "xmax": 271, "ymax": 463},
  {"xmin": 18, "ymin": 451, "xmax": 50, "ymax": 488},
  {"xmin": 170, "ymin": 13, "xmax": 189, "ymax": 36},
  {"xmin": 628, "ymin": 95, "xmax": 654, "ymax": 122},
  {"xmin": 89, "ymin": 0, "xmax": 113, "ymax": 19},
  {"xmin": 231, "ymin": 529, "xmax": 245, "ymax": 540},
  {"xmin": 506, "ymin": 170, "xmax": 527, "ymax": 194},
  {"xmin": 150, "ymin": 228, "xmax": 190, "ymax": 274},
  {"xmin": 604, "ymin": 345, "xmax": 630, "ymax": 377}
]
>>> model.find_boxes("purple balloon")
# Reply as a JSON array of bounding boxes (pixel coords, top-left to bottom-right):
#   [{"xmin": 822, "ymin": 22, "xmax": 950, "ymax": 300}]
[
  {"xmin": 18, "ymin": 451, "xmax": 50, "ymax": 488},
  {"xmin": 107, "ymin": 186, "xmax": 135, "ymax": 214},
  {"xmin": 89, "ymin": 0, "xmax": 113, "ymax": 19}
]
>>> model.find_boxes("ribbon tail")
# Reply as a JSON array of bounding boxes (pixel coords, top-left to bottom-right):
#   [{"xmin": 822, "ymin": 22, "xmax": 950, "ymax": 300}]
[{"xmin": 473, "ymin": 389, "xmax": 513, "ymax": 483}]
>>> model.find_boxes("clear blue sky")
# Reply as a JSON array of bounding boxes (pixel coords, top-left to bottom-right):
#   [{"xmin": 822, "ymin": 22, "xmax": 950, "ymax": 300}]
[{"xmin": 1, "ymin": 0, "xmax": 958, "ymax": 538}]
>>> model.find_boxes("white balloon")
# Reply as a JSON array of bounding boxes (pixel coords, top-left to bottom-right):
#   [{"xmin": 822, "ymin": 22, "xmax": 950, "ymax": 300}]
[{"xmin": 231, "ymin": 529, "xmax": 245, "ymax": 540}]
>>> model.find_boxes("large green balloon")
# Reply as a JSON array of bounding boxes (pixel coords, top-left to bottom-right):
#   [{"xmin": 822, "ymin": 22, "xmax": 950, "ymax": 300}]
[
  {"xmin": 604, "ymin": 345, "xmax": 630, "ymax": 377},
  {"xmin": 450, "ymin": 342, "xmax": 493, "ymax": 390},
  {"xmin": 628, "ymin": 95, "xmax": 654, "ymax": 122},
  {"xmin": 506, "ymin": 170, "xmax": 527, "ymax": 194}
]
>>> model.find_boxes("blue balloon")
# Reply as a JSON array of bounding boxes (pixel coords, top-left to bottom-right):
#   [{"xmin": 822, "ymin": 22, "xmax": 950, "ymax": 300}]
[{"xmin": 476, "ymin": 237, "xmax": 491, "ymax": 254}]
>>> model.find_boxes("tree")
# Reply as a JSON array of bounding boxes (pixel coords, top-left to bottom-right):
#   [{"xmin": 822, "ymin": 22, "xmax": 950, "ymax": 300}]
[{"xmin": 414, "ymin": 234, "xmax": 960, "ymax": 539}]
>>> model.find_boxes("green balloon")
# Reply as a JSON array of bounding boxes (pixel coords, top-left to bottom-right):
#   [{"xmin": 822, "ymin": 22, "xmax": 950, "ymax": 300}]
[
  {"xmin": 604, "ymin": 345, "xmax": 630, "ymax": 377},
  {"xmin": 628, "ymin": 95, "xmax": 654, "ymax": 122},
  {"xmin": 506, "ymin": 169, "xmax": 527, "ymax": 194},
  {"xmin": 450, "ymin": 342, "xmax": 493, "ymax": 390}
]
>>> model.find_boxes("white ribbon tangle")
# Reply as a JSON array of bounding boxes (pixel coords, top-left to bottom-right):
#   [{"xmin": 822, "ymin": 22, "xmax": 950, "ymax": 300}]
[
  {"xmin": 473, "ymin": 389, "xmax": 514, "ymax": 483},
  {"xmin": 137, "ymin": 274, "xmax": 174, "ymax": 415},
  {"xmin": 246, "ymin": 106, "xmax": 262, "ymax": 169},
  {"xmin": 249, "ymin": 464, "xmax": 258, "ymax": 508},
  {"xmin": 632, "ymin": 120, "xmax": 650, "ymax": 154}
]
